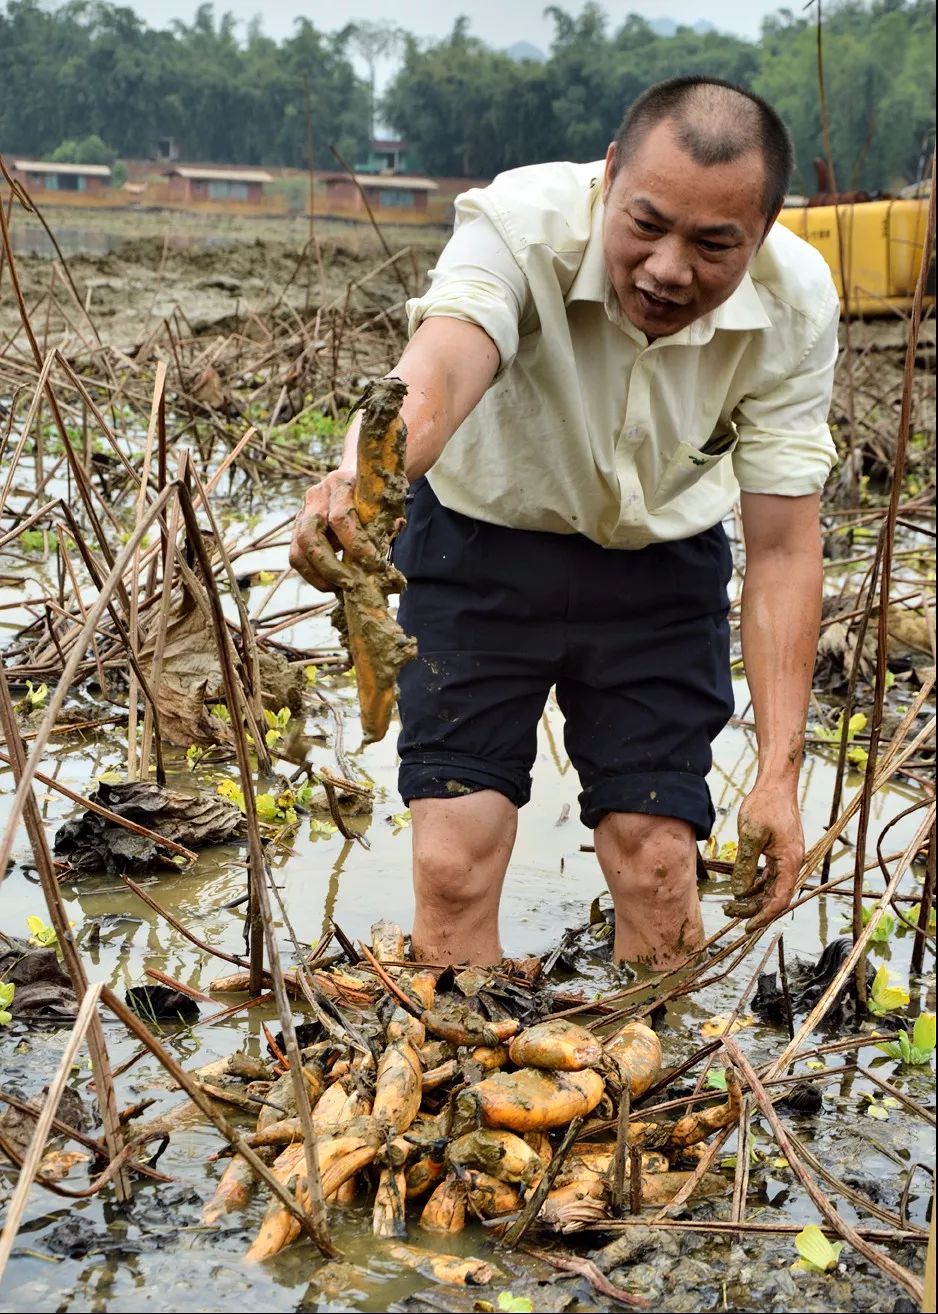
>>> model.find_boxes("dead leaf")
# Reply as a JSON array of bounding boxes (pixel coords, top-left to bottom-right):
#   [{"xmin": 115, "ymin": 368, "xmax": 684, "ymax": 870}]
[
  {"xmin": 0, "ymin": 931, "xmax": 77, "ymax": 1019},
  {"xmin": 39, "ymin": 1148, "xmax": 90, "ymax": 1181},
  {"xmin": 190, "ymin": 364, "xmax": 239, "ymax": 417},
  {"xmin": 0, "ymin": 1083, "xmax": 89, "ymax": 1155},
  {"xmin": 53, "ymin": 781, "xmax": 243, "ymax": 874},
  {"xmin": 700, "ymin": 1013, "xmax": 755, "ymax": 1038},
  {"xmin": 886, "ymin": 606, "xmax": 932, "ymax": 656},
  {"xmin": 125, "ymin": 984, "xmax": 201, "ymax": 1024},
  {"xmin": 138, "ymin": 575, "xmax": 304, "ymax": 747}
]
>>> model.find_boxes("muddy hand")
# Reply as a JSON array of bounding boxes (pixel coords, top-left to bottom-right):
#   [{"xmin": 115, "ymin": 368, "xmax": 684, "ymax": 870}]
[
  {"xmin": 722, "ymin": 789, "xmax": 804, "ymax": 932},
  {"xmin": 289, "ymin": 469, "xmax": 381, "ymax": 593}
]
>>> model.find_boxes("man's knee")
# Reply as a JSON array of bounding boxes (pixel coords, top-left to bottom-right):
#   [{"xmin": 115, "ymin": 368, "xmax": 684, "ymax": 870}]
[
  {"xmin": 413, "ymin": 842, "xmax": 488, "ymax": 915},
  {"xmin": 411, "ymin": 795, "xmax": 514, "ymax": 916},
  {"xmin": 597, "ymin": 812, "xmax": 696, "ymax": 901}
]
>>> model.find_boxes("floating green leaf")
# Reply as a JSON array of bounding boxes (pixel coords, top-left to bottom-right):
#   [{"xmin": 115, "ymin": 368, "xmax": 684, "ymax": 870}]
[
  {"xmin": 216, "ymin": 778, "xmax": 246, "ymax": 813},
  {"xmin": 706, "ymin": 1068, "xmax": 728, "ymax": 1091},
  {"xmin": 877, "ymin": 1013, "xmax": 936, "ymax": 1066},
  {"xmin": 27, "ymin": 915, "xmax": 57, "ymax": 948},
  {"xmin": 18, "ymin": 529, "xmax": 45, "ymax": 553},
  {"xmin": 840, "ymin": 903, "xmax": 894, "ymax": 944},
  {"xmin": 19, "ymin": 680, "xmax": 49, "ymax": 709},
  {"xmin": 862, "ymin": 1092, "xmax": 900, "ymax": 1120},
  {"xmin": 496, "ymin": 1295, "xmax": 535, "ymax": 1314},
  {"xmin": 792, "ymin": 1224, "xmax": 843, "ymax": 1273},
  {"xmin": 815, "ymin": 711, "xmax": 867, "ymax": 746},
  {"xmin": 255, "ymin": 792, "xmax": 281, "ymax": 823},
  {"xmin": 912, "ymin": 1012, "xmax": 936, "ymax": 1054},
  {"xmin": 867, "ymin": 963, "xmax": 910, "ymax": 1017},
  {"xmin": 0, "ymin": 980, "xmax": 15, "ymax": 1025}
]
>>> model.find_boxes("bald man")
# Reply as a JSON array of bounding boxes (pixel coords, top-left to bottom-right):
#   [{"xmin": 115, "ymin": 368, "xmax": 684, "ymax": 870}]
[{"xmin": 291, "ymin": 76, "xmax": 839, "ymax": 969}]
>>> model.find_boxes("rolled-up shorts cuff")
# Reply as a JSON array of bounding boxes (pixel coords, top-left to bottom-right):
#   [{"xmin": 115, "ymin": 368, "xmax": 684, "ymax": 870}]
[
  {"xmin": 579, "ymin": 770, "xmax": 715, "ymax": 839},
  {"xmin": 399, "ymin": 752, "xmax": 531, "ymax": 810}
]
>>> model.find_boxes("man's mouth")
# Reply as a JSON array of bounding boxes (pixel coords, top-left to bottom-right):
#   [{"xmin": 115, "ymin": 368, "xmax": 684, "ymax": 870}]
[{"xmin": 635, "ymin": 286, "xmax": 687, "ymax": 315}]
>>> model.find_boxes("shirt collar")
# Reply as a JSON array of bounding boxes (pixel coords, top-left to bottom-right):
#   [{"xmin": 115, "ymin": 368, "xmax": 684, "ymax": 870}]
[
  {"xmin": 565, "ymin": 174, "xmax": 607, "ymax": 306},
  {"xmin": 565, "ymin": 180, "xmax": 773, "ymax": 342}
]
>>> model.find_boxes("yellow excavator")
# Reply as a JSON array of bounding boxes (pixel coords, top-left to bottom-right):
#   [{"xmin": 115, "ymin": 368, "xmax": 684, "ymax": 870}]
[{"xmin": 776, "ymin": 157, "xmax": 934, "ymax": 317}]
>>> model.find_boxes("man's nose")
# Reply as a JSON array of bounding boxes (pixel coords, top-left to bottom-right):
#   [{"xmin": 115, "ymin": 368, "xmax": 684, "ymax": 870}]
[{"xmin": 644, "ymin": 237, "xmax": 693, "ymax": 288}]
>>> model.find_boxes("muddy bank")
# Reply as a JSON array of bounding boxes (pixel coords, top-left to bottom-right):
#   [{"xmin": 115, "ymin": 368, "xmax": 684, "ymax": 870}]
[{"xmin": 0, "ymin": 211, "xmax": 446, "ymax": 351}]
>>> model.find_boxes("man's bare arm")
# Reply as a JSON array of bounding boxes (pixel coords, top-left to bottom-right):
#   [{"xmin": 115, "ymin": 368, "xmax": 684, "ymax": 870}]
[
  {"xmin": 290, "ymin": 317, "xmax": 500, "ymax": 590},
  {"xmin": 727, "ymin": 491, "xmax": 823, "ymax": 929}
]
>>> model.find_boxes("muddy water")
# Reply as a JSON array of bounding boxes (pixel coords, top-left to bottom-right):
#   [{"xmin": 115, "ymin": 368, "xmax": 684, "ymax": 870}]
[{"xmin": 0, "ymin": 501, "xmax": 934, "ymax": 1312}]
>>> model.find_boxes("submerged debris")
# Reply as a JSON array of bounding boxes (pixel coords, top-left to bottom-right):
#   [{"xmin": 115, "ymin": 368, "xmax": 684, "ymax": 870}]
[
  {"xmin": 53, "ymin": 781, "xmax": 243, "ymax": 875},
  {"xmin": 0, "ymin": 931, "xmax": 77, "ymax": 1018},
  {"xmin": 751, "ymin": 937, "xmax": 874, "ymax": 1028}
]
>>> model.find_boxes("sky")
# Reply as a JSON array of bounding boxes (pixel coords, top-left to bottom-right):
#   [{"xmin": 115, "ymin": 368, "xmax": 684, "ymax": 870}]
[{"xmin": 126, "ymin": 0, "xmax": 789, "ymax": 49}]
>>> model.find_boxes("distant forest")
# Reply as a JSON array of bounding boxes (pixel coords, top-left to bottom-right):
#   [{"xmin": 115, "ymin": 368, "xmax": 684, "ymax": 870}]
[{"xmin": 0, "ymin": 0, "xmax": 934, "ymax": 193}]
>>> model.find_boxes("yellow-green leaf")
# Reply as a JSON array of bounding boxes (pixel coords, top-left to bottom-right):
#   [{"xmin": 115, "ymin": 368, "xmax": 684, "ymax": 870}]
[
  {"xmin": 216, "ymin": 778, "xmax": 245, "ymax": 813},
  {"xmin": 846, "ymin": 712, "xmax": 868, "ymax": 739},
  {"xmin": 26, "ymin": 915, "xmax": 57, "ymax": 948},
  {"xmin": 255, "ymin": 793, "xmax": 280, "ymax": 822},
  {"xmin": 912, "ymin": 1012, "xmax": 936, "ymax": 1054},
  {"xmin": 869, "ymin": 963, "xmax": 910, "ymax": 1016},
  {"xmin": 793, "ymin": 1225, "xmax": 843, "ymax": 1273}
]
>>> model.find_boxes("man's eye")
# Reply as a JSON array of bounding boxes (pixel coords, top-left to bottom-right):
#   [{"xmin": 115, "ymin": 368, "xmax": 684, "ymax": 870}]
[
  {"xmin": 634, "ymin": 218, "xmax": 660, "ymax": 234},
  {"xmin": 700, "ymin": 241, "xmax": 732, "ymax": 254}
]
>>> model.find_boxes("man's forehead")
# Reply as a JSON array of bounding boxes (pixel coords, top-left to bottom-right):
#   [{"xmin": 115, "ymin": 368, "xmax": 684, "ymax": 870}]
[{"xmin": 609, "ymin": 125, "xmax": 766, "ymax": 229}]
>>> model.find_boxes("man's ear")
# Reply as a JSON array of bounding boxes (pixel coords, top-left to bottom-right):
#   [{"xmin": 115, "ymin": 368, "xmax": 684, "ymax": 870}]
[
  {"xmin": 761, "ymin": 202, "xmax": 784, "ymax": 244},
  {"xmin": 602, "ymin": 143, "xmax": 617, "ymax": 204}
]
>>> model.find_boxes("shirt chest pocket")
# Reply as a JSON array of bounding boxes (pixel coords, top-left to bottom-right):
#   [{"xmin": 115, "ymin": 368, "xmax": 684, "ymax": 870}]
[{"xmin": 645, "ymin": 422, "xmax": 739, "ymax": 512}]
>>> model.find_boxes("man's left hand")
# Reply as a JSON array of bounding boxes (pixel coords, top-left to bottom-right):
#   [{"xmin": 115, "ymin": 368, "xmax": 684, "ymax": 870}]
[{"xmin": 723, "ymin": 784, "xmax": 805, "ymax": 931}]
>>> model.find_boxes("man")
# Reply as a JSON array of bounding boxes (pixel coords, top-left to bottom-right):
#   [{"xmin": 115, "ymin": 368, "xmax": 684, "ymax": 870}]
[{"xmin": 290, "ymin": 77, "xmax": 839, "ymax": 970}]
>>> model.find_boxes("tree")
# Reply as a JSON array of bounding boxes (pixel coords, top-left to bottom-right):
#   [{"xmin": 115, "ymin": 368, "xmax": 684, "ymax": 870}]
[
  {"xmin": 50, "ymin": 134, "xmax": 116, "ymax": 164},
  {"xmin": 341, "ymin": 19, "xmax": 404, "ymax": 137},
  {"xmin": 0, "ymin": 0, "xmax": 931, "ymax": 185}
]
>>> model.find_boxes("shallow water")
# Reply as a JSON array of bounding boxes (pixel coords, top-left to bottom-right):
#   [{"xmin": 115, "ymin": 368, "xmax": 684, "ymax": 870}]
[{"xmin": 0, "ymin": 477, "xmax": 934, "ymax": 1312}]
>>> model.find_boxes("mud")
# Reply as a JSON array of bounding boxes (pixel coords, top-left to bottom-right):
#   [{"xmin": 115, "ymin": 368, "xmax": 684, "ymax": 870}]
[{"xmin": 1, "ymin": 209, "xmax": 446, "ymax": 352}]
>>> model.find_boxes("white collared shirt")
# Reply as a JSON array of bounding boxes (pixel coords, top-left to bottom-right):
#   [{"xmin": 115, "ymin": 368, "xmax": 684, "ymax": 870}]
[{"xmin": 405, "ymin": 160, "xmax": 840, "ymax": 548}]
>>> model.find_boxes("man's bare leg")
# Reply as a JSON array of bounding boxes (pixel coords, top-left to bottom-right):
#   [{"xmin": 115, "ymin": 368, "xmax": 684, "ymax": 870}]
[
  {"xmin": 410, "ymin": 791, "xmax": 517, "ymax": 965},
  {"xmin": 594, "ymin": 813, "xmax": 704, "ymax": 969}
]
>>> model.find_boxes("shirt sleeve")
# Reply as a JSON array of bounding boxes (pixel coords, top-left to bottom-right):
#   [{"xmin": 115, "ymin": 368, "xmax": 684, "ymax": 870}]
[
  {"xmin": 731, "ymin": 290, "xmax": 840, "ymax": 496},
  {"xmin": 406, "ymin": 211, "xmax": 529, "ymax": 377}
]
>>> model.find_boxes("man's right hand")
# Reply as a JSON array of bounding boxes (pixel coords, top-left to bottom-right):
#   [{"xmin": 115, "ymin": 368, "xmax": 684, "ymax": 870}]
[{"xmin": 289, "ymin": 468, "xmax": 381, "ymax": 593}]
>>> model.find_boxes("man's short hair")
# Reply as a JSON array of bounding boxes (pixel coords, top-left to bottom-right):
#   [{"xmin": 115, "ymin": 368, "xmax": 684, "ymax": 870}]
[{"xmin": 611, "ymin": 76, "xmax": 794, "ymax": 219}]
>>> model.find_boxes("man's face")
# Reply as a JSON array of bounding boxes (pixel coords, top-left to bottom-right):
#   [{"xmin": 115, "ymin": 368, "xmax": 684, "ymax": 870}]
[{"xmin": 602, "ymin": 118, "xmax": 772, "ymax": 338}]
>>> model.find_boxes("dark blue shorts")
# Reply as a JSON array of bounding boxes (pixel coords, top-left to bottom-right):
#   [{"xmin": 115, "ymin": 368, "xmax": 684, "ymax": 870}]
[{"xmin": 392, "ymin": 478, "xmax": 734, "ymax": 838}]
